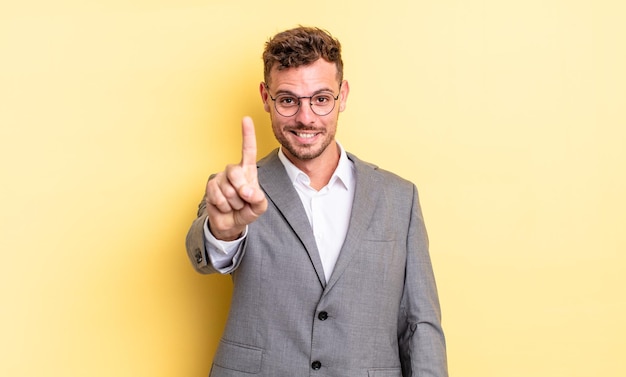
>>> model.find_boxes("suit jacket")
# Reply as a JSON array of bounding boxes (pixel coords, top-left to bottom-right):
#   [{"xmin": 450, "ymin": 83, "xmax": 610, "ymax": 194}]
[{"xmin": 186, "ymin": 149, "xmax": 447, "ymax": 377}]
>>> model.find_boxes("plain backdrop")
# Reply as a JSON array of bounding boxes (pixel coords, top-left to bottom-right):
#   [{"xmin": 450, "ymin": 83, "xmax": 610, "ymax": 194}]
[{"xmin": 1, "ymin": 1, "xmax": 625, "ymax": 376}]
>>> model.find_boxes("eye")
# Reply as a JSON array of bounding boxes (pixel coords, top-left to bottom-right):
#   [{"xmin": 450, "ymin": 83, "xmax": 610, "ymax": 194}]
[
  {"xmin": 313, "ymin": 94, "xmax": 333, "ymax": 104},
  {"xmin": 277, "ymin": 95, "xmax": 298, "ymax": 106}
]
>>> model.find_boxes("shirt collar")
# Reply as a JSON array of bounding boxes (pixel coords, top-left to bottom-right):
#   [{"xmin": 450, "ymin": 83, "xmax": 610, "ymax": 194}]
[{"xmin": 277, "ymin": 142, "xmax": 355, "ymax": 191}]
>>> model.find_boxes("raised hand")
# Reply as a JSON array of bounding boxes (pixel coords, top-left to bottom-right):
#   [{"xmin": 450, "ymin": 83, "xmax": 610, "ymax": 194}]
[{"xmin": 205, "ymin": 116, "xmax": 268, "ymax": 241}]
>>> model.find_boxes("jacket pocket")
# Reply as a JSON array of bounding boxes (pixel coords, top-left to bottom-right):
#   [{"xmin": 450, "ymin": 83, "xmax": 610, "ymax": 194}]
[
  {"xmin": 367, "ymin": 368, "xmax": 402, "ymax": 377},
  {"xmin": 212, "ymin": 339, "xmax": 263, "ymax": 374}
]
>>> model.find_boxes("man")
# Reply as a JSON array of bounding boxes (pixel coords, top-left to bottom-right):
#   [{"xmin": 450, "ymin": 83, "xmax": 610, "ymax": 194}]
[{"xmin": 186, "ymin": 26, "xmax": 448, "ymax": 377}]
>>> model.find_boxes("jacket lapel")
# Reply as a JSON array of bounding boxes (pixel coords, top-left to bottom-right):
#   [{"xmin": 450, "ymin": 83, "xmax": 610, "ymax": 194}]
[
  {"xmin": 257, "ymin": 150, "xmax": 327, "ymax": 288},
  {"xmin": 325, "ymin": 153, "xmax": 382, "ymax": 292}
]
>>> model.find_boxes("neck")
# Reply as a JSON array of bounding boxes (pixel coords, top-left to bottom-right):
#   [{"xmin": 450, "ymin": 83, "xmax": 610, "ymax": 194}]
[{"xmin": 288, "ymin": 142, "xmax": 340, "ymax": 191}]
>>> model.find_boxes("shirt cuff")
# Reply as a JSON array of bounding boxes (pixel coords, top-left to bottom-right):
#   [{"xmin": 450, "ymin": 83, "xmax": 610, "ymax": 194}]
[{"xmin": 203, "ymin": 217, "xmax": 247, "ymax": 271}]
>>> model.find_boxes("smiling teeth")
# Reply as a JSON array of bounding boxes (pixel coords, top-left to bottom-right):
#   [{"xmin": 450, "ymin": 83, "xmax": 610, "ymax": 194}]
[{"xmin": 297, "ymin": 133, "xmax": 315, "ymax": 139}]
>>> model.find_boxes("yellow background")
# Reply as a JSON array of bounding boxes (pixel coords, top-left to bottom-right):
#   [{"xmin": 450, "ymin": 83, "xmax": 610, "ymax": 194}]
[{"xmin": 1, "ymin": 1, "xmax": 625, "ymax": 376}]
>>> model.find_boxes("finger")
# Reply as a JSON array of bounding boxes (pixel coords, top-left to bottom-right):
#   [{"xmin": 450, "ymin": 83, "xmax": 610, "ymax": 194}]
[
  {"xmin": 218, "ymin": 174, "xmax": 246, "ymax": 211},
  {"xmin": 241, "ymin": 184, "xmax": 266, "ymax": 207},
  {"xmin": 235, "ymin": 193, "xmax": 268, "ymax": 225},
  {"xmin": 241, "ymin": 116, "xmax": 257, "ymax": 167},
  {"xmin": 206, "ymin": 178, "xmax": 233, "ymax": 213},
  {"xmin": 226, "ymin": 163, "xmax": 251, "ymax": 195}
]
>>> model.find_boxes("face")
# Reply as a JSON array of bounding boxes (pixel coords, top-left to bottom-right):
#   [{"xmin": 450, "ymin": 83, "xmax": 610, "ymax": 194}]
[{"xmin": 260, "ymin": 59, "xmax": 349, "ymax": 166}]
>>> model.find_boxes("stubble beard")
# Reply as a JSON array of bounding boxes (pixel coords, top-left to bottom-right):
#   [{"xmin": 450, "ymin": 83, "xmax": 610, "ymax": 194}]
[{"xmin": 276, "ymin": 126, "xmax": 335, "ymax": 161}]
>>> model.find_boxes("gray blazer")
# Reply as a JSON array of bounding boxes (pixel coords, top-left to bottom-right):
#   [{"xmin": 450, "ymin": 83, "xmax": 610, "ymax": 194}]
[{"xmin": 186, "ymin": 149, "xmax": 447, "ymax": 377}]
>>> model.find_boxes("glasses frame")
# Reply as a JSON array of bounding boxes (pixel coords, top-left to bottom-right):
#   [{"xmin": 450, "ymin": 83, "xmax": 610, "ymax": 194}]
[{"xmin": 265, "ymin": 83, "xmax": 342, "ymax": 117}]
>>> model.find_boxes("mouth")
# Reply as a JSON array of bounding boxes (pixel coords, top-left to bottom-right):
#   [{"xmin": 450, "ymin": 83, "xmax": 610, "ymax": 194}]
[
  {"xmin": 294, "ymin": 132, "xmax": 317, "ymax": 139},
  {"xmin": 288, "ymin": 129, "xmax": 322, "ymax": 143}
]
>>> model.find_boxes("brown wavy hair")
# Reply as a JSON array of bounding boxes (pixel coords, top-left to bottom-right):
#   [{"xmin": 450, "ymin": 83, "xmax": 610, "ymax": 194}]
[{"xmin": 262, "ymin": 26, "xmax": 343, "ymax": 85}]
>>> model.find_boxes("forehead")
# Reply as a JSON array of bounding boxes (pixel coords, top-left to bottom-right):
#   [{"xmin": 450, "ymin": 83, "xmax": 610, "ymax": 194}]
[{"xmin": 268, "ymin": 59, "xmax": 340, "ymax": 92}]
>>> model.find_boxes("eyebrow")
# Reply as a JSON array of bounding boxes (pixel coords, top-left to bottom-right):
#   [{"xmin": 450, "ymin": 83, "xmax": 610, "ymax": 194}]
[{"xmin": 273, "ymin": 87, "xmax": 337, "ymax": 96}]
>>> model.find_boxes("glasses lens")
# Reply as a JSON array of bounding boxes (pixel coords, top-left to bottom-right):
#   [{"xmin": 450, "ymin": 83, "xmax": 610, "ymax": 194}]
[
  {"xmin": 274, "ymin": 95, "xmax": 299, "ymax": 117},
  {"xmin": 310, "ymin": 94, "xmax": 336, "ymax": 116}
]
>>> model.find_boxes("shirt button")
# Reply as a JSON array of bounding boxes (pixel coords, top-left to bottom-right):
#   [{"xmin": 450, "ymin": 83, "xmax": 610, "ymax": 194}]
[
  {"xmin": 311, "ymin": 361, "xmax": 322, "ymax": 370},
  {"xmin": 318, "ymin": 311, "xmax": 328, "ymax": 321}
]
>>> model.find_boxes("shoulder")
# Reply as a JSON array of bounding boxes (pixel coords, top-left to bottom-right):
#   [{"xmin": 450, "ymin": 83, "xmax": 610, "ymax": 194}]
[
  {"xmin": 257, "ymin": 148, "xmax": 280, "ymax": 168},
  {"xmin": 347, "ymin": 151, "xmax": 416, "ymax": 191}
]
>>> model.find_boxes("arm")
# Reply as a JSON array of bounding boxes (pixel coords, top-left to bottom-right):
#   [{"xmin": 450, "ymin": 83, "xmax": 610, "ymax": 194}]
[
  {"xmin": 398, "ymin": 185, "xmax": 448, "ymax": 377},
  {"xmin": 185, "ymin": 198, "xmax": 247, "ymax": 274},
  {"xmin": 185, "ymin": 117, "xmax": 267, "ymax": 274},
  {"xmin": 185, "ymin": 198, "xmax": 213, "ymax": 273}
]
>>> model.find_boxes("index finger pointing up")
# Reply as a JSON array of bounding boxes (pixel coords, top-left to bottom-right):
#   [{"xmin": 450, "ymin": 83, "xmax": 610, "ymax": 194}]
[{"xmin": 241, "ymin": 116, "xmax": 257, "ymax": 167}]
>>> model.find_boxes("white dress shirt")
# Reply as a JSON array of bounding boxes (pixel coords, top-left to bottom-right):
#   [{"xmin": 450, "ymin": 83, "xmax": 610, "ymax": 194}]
[{"xmin": 204, "ymin": 143, "xmax": 356, "ymax": 282}]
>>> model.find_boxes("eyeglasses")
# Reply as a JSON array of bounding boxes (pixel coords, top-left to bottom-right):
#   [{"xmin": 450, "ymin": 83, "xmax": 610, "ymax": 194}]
[{"xmin": 265, "ymin": 83, "xmax": 341, "ymax": 117}]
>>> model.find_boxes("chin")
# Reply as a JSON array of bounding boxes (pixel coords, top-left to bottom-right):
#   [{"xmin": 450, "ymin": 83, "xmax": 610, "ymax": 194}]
[{"xmin": 288, "ymin": 148, "xmax": 320, "ymax": 161}]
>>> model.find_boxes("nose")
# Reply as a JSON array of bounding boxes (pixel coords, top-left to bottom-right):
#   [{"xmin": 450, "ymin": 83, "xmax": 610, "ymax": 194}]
[{"xmin": 294, "ymin": 97, "xmax": 316, "ymax": 123}]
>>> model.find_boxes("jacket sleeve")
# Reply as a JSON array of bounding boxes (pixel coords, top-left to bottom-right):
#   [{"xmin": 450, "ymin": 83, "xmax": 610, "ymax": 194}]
[
  {"xmin": 398, "ymin": 185, "xmax": 448, "ymax": 377},
  {"xmin": 185, "ymin": 193, "xmax": 218, "ymax": 274},
  {"xmin": 184, "ymin": 189, "xmax": 247, "ymax": 275}
]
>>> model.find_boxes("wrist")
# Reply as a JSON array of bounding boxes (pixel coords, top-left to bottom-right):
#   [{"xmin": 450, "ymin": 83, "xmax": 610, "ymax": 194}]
[{"xmin": 209, "ymin": 224, "xmax": 244, "ymax": 242}]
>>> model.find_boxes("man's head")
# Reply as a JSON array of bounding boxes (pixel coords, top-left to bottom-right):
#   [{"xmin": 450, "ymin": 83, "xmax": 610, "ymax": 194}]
[
  {"xmin": 259, "ymin": 26, "xmax": 349, "ymax": 170},
  {"xmin": 262, "ymin": 26, "xmax": 343, "ymax": 86}
]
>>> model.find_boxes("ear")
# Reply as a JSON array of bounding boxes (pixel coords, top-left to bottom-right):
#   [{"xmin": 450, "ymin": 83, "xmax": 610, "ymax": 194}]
[
  {"xmin": 338, "ymin": 80, "xmax": 350, "ymax": 112},
  {"xmin": 259, "ymin": 82, "xmax": 271, "ymax": 113}
]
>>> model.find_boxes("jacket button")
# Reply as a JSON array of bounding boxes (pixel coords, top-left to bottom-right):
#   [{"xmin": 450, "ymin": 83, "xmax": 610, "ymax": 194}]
[
  {"xmin": 318, "ymin": 311, "xmax": 328, "ymax": 321},
  {"xmin": 311, "ymin": 361, "xmax": 322, "ymax": 370},
  {"xmin": 194, "ymin": 250, "xmax": 203, "ymax": 264}
]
